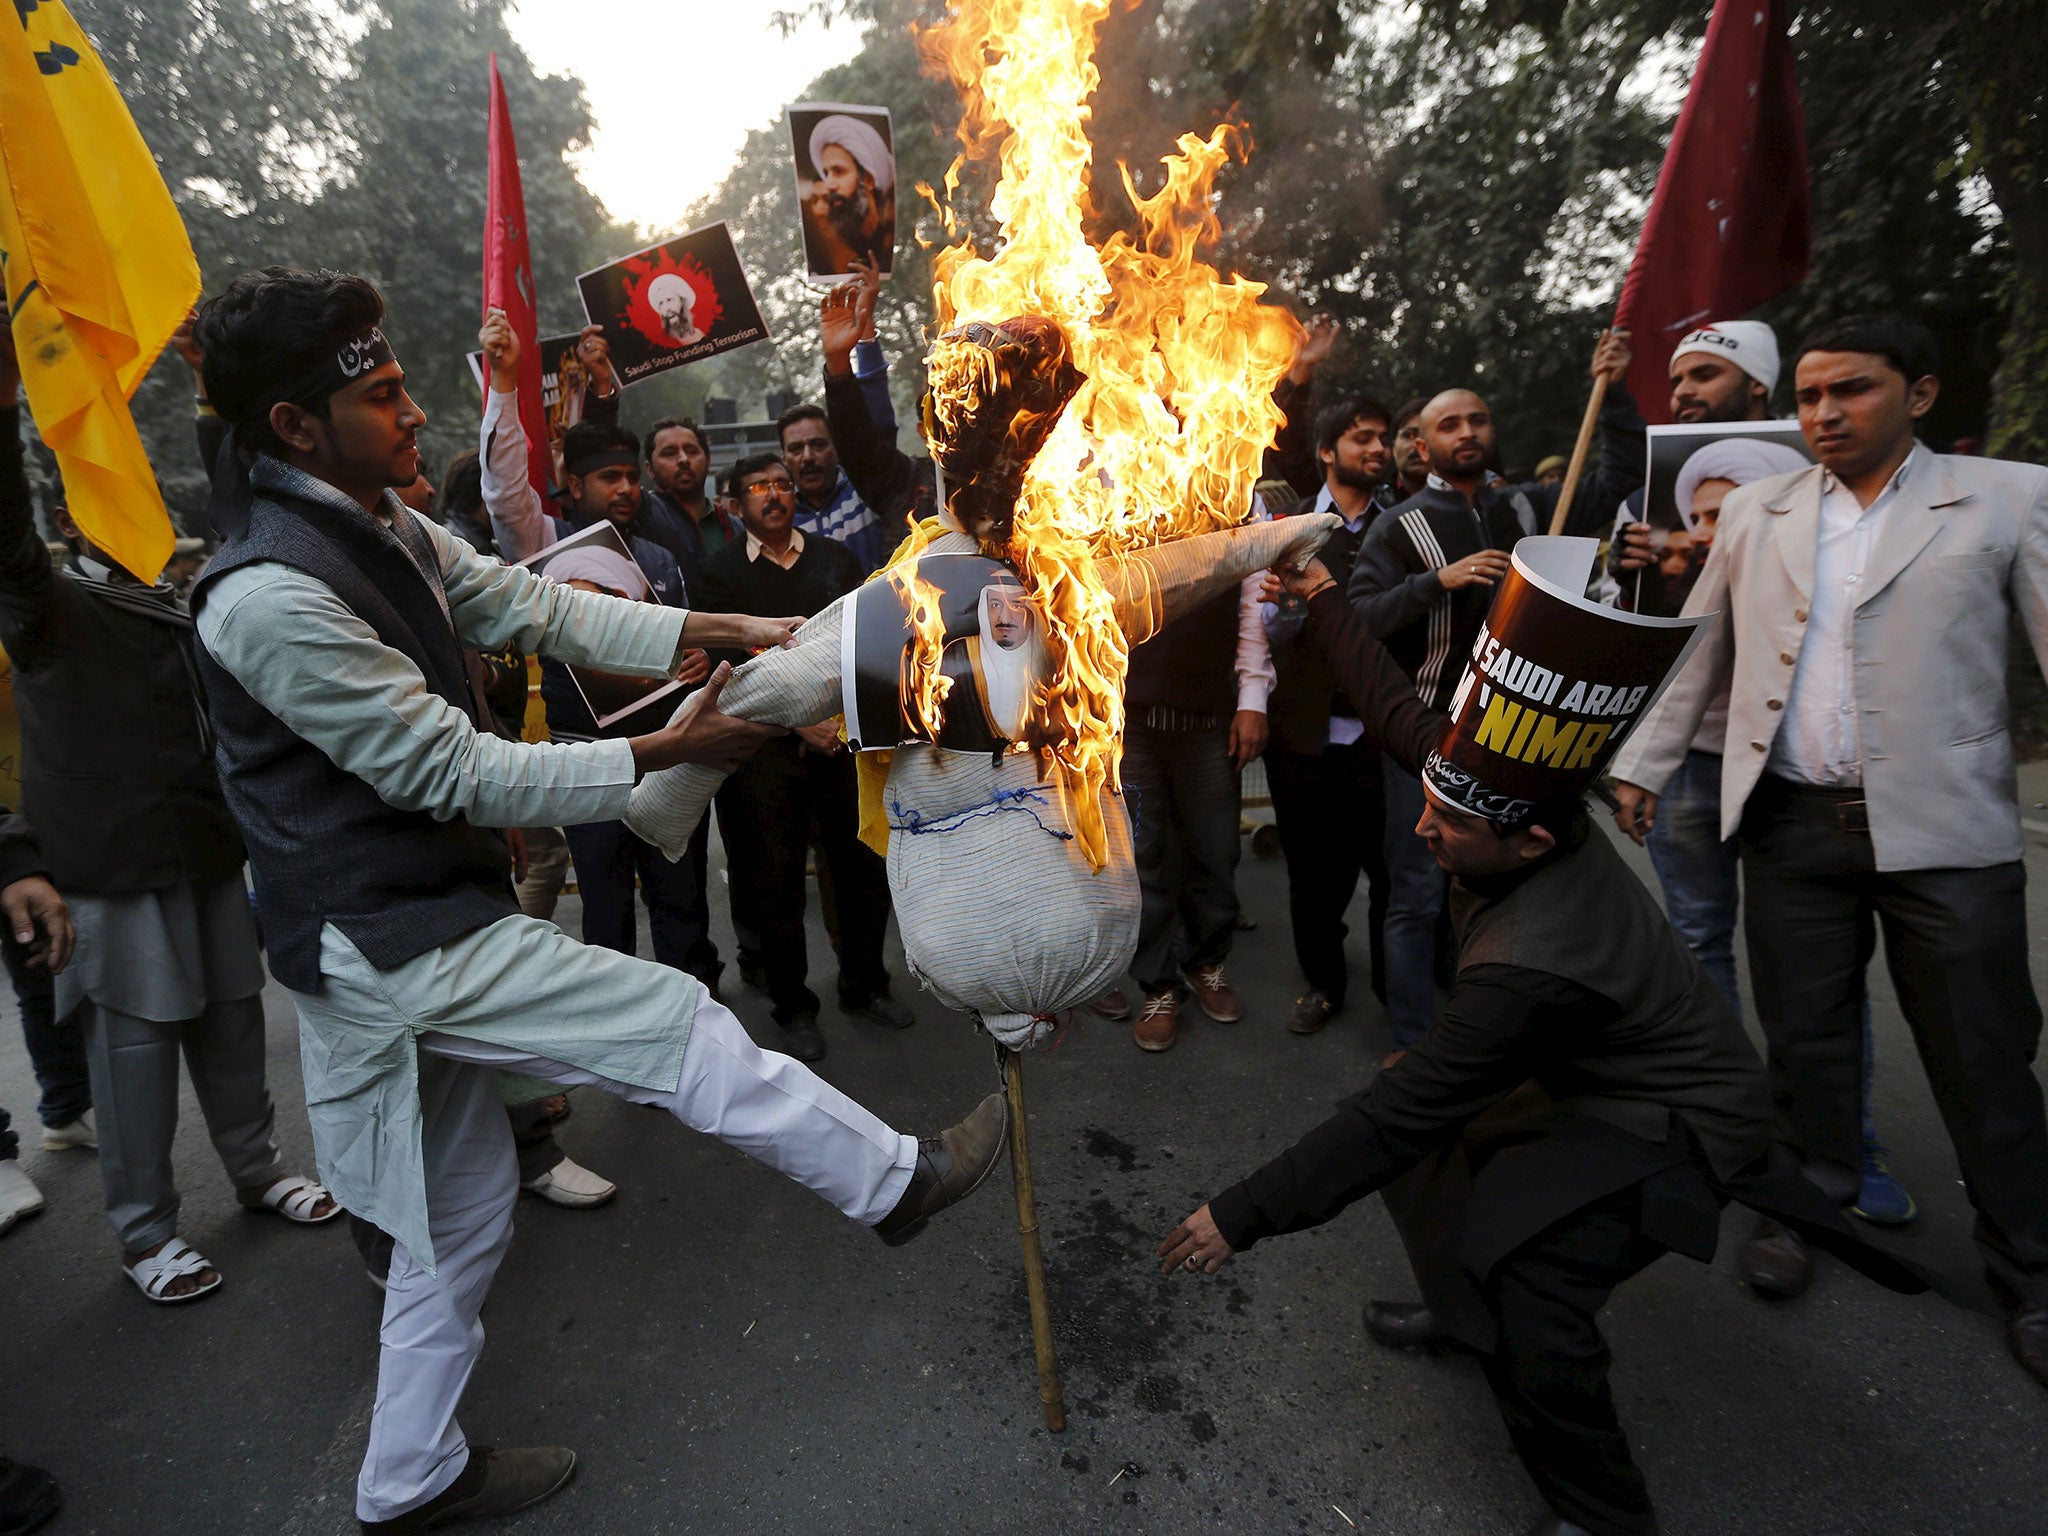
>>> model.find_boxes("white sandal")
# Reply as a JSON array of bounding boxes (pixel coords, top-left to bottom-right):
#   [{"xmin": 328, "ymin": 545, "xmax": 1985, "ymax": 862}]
[
  {"xmin": 123, "ymin": 1236, "xmax": 222, "ymax": 1305},
  {"xmin": 244, "ymin": 1174, "xmax": 341, "ymax": 1224}
]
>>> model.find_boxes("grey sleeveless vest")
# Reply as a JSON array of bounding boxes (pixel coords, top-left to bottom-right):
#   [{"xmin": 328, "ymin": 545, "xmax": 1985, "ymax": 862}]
[{"xmin": 191, "ymin": 477, "xmax": 514, "ymax": 992}]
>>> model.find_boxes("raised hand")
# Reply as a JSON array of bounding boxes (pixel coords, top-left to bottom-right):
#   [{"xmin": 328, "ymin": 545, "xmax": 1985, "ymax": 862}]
[
  {"xmin": 1288, "ymin": 313, "xmax": 1340, "ymax": 385},
  {"xmin": 576, "ymin": 324, "xmax": 617, "ymax": 397},
  {"xmin": 479, "ymin": 308, "xmax": 520, "ymax": 392},
  {"xmin": 1591, "ymin": 326, "xmax": 1633, "ymax": 385},
  {"xmin": 821, "ymin": 282, "xmax": 864, "ymax": 375}
]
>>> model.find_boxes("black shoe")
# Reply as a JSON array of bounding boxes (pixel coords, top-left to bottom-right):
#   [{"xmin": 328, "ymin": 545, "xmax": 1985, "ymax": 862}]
[
  {"xmin": 1362, "ymin": 1299, "xmax": 1452, "ymax": 1352},
  {"xmin": 1287, "ymin": 990, "xmax": 1338, "ymax": 1035},
  {"xmin": 1522, "ymin": 1518, "xmax": 1604, "ymax": 1536},
  {"xmin": 846, "ymin": 993, "xmax": 914, "ymax": 1029},
  {"xmin": 874, "ymin": 1092, "xmax": 1009, "ymax": 1246},
  {"xmin": 2008, "ymin": 1304, "xmax": 2048, "ymax": 1390},
  {"xmin": 778, "ymin": 1013, "xmax": 827, "ymax": 1063},
  {"xmin": 358, "ymin": 1446, "xmax": 575, "ymax": 1533},
  {"xmin": 1738, "ymin": 1219, "xmax": 1812, "ymax": 1299},
  {"xmin": 0, "ymin": 1457, "xmax": 59, "ymax": 1536}
]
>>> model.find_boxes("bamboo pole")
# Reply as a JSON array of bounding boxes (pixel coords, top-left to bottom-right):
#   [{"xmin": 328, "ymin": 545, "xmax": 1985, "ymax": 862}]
[
  {"xmin": 1545, "ymin": 372, "xmax": 1610, "ymax": 537},
  {"xmin": 1002, "ymin": 1047, "xmax": 1067, "ymax": 1432}
]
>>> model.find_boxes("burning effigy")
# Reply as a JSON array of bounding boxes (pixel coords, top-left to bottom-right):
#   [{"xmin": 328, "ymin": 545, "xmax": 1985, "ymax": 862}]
[{"xmin": 626, "ymin": 0, "xmax": 1336, "ymax": 1046}]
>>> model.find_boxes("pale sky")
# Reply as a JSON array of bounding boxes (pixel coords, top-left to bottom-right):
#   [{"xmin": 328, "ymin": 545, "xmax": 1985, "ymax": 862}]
[{"xmin": 506, "ymin": 0, "xmax": 871, "ymax": 236}]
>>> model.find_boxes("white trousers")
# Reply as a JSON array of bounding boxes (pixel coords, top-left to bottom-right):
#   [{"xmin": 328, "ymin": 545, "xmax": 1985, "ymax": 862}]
[{"xmin": 356, "ymin": 999, "xmax": 916, "ymax": 1522}]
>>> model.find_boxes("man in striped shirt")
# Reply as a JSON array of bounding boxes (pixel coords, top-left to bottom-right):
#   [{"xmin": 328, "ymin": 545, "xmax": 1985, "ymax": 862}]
[{"xmin": 1347, "ymin": 331, "xmax": 1642, "ymax": 1048}]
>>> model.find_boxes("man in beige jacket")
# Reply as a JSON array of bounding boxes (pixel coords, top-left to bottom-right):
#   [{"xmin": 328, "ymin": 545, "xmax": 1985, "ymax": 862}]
[{"xmin": 1611, "ymin": 313, "xmax": 2048, "ymax": 1390}]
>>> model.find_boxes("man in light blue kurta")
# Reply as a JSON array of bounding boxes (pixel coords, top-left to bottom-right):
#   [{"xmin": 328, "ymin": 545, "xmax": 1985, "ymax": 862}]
[{"xmin": 187, "ymin": 268, "xmax": 1006, "ymax": 1534}]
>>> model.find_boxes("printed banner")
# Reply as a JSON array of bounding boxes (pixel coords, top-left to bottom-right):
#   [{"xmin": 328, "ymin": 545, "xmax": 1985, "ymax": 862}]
[
  {"xmin": 787, "ymin": 102, "xmax": 897, "ymax": 284},
  {"xmin": 1437, "ymin": 537, "xmax": 1711, "ymax": 806},
  {"xmin": 840, "ymin": 552, "xmax": 1044, "ymax": 753},
  {"xmin": 575, "ymin": 222, "xmax": 772, "ymax": 386}
]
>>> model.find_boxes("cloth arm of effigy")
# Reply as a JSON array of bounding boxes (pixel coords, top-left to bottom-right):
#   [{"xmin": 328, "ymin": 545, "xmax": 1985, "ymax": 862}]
[
  {"xmin": 1097, "ymin": 512, "xmax": 1342, "ymax": 645},
  {"xmin": 626, "ymin": 597, "xmax": 851, "ymax": 859},
  {"xmin": 625, "ymin": 514, "xmax": 1339, "ymax": 858}
]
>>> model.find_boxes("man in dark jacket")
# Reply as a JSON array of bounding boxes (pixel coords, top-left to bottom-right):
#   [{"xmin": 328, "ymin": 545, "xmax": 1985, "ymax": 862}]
[
  {"xmin": 692, "ymin": 452, "xmax": 911, "ymax": 1062},
  {"xmin": 1161, "ymin": 556, "xmax": 1941, "ymax": 1536},
  {"xmin": 0, "ymin": 325, "xmax": 335, "ymax": 1306},
  {"xmin": 1261, "ymin": 396, "xmax": 1403, "ymax": 1035},
  {"xmin": 1349, "ymin": 330, "xmax": 1641, "ymax": 1048}
]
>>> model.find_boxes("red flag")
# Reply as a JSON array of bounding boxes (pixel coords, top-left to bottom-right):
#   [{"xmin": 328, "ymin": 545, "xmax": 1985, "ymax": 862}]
[
  {"xmin": 1614, "ymin": 0, "xmax": 1809, "ymax": 421},
  {"xmin": 484, "ymin": 53, "xmax": 550, "ymax": 496}
]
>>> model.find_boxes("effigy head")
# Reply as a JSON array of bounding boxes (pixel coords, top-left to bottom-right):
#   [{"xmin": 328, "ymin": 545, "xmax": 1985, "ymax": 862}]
[{"xmin": 920, "ymin": 315, "xmax": 1085, "ymax": 543}]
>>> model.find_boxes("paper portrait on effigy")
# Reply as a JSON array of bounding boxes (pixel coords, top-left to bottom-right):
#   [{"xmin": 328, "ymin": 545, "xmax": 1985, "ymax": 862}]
[
  {"xmin": 1630, "ymin": 420, "xmax": 1814, "ymax": 617},
  {"xmin": 841, "ymin": 553, "xmax": 1047, "ymax": 754},
  {"xmin": 517, "ymin": 522, "xmax": 687, "ymax": 735},
  {"xmin": 786, "ymin": 102, "xmax": 897, "ymax": 286},
  {"xmin": 575, "ymin": 222, "xmax": 773, "ymax": 387}
]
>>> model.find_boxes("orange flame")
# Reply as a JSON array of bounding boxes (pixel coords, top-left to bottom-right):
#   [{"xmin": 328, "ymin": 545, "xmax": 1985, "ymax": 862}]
[
  {"xmin": 896, "ymin": 564, "xmax": 956, "ymax": 739},
  {"xmin": 914, "ymin": 0, "xmax": 1301, "ymax": 860}
]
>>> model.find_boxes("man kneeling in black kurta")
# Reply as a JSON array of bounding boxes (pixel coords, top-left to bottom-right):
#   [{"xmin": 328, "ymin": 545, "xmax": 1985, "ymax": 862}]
[{"xmin": 1158, "ymin": 540, "xmax": 1942, "ymax": 1536}]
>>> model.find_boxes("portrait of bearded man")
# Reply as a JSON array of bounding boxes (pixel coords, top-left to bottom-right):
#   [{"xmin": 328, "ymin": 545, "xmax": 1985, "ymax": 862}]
[{"xmin": 793, "ymin": 107, "xmax": 897, "ymax": 279}]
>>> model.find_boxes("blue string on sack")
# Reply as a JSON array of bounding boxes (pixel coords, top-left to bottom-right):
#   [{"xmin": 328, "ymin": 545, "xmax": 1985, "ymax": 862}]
[{"xmin": 887, "ymin": 782, "xmax": 1075, "ymax": 843}]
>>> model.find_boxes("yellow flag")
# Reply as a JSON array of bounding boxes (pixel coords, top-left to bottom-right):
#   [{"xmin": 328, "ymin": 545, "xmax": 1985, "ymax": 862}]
[{"xmin": 0, "ymin": 2, "xmax": 198, "ymax": 583}]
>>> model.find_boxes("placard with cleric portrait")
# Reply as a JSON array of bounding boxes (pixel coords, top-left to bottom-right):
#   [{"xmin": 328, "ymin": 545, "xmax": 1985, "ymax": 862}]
[
  {"xmin": 840, "ymin": 552, "xmax": 1047, "ymax": 755},
  {"xmin": 575, "ymin": 222, "xmax": 772, "ymax": 386},
  {"xmin": 516, "ymin": 521, "xmax": 687, "ymax": 737},
  {"xmin": 1627, "ymin": 420, "xmax": 1815, "ymax": 617},
  {"xmin": 1429, "ymin": 538, "xmax": 1711, "ymax": 820},
  {"xmin": 786, "ymin": 102, "xmax": 897, "ymax": 285}
]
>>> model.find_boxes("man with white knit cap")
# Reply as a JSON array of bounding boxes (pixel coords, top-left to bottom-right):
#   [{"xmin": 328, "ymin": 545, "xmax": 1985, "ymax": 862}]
[{"xmin": 1604, "ymin": 318, "xmax": 1918, "ymax": 1244}]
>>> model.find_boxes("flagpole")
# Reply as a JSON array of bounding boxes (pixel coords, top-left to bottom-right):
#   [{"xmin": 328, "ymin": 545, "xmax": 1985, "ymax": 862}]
[{"xmin": 1545, "ymin": 372, "xmax": 1609, "ymax": 536}]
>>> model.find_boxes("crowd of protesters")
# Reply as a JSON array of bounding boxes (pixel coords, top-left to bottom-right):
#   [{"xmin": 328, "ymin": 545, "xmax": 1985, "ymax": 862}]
[{"xmin": 0, "ymin": 248, "xmax": 2043, "ymax": 1536}]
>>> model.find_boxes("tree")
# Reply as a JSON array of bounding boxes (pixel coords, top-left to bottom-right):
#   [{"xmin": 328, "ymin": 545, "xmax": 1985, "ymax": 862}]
[{"xmin": 68, "ymin": 0, "xmax": 619, "ymax": 526}]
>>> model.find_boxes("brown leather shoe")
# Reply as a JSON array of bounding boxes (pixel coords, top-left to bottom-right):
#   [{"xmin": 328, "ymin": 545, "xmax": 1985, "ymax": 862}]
[
  {"xmin": 1287, "ymin": 990, "xmax": 1337, "ymax": 1035},
  {"xmin": 1738, "ymin": 1219, "xmax": 1812, "ymax": 1299},
  {"xmin": 1133, "ymin": 990, "xmax": 1180, "ymax": 1052},
  {"xmin": 359, "ymin": 1445, "xmax": 576, "ymax": 1532},
  {"xmin": 873, "ymin": 1092, "xmax": 1009, "ymax": 1246},
  {"xmin": 1087, "ymin": 988, "xmax": 1132, "ymax": 1021},
  {"xmin": 1185, "ymin": 963, "xmax": 1241, "ymax": 1023}
]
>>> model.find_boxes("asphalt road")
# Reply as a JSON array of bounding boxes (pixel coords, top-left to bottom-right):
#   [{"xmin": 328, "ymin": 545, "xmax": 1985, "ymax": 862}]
[{"xmin": 4, "ymin": 780, "xmax": 2047, "ymax": 1536}]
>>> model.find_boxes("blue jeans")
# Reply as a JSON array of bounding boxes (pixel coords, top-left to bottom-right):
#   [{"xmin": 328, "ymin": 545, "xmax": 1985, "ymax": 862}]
[
  {"xmin": 1382, "ymin": 759, "xmax": 1446, "ymax": 1048},
  {"xmin": 8, "ymin": 933, "xmax": 89, "ymax": 1129},
  {"xmin": 1644, "ymin": 750, "xmax": 1742, "ymax": 1019}
]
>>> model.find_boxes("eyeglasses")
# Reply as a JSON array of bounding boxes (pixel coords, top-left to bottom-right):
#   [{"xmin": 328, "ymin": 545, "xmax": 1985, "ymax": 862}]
[{"xmin": 740, "ymin": 477, "xmax": 795, "ymax": 502}]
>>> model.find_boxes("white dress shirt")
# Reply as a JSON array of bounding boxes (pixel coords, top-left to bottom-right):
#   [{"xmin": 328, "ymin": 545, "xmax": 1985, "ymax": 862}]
[{"xmin": 1767, "ymin": 445, "xmax": 1922, "ymax": 787}]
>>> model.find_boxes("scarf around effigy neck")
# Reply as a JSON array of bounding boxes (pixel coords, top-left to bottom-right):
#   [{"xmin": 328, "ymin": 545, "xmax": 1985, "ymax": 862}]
[{"xmin": 207, "ymin": 325, "xmax": 398, "ymax": 538}]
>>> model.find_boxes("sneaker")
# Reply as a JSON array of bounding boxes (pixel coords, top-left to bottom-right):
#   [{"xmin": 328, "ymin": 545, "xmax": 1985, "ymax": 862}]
[
  {"xmin": 1185, "ymin": 963, "xmax": 1241, "ymax": 1023},
  {"xmin": 779, "ymin": 1013, "xmax": 827, "ymax": 1063},
  {"xmin": 40, "ymin": 1111, "xmax": 96, "ymax": 1152},
  {"xmin": 1087, "ymin": 988, "xmax": 1132, "ymax": 1021},
  {"xmin": 521, "ymin": 1157, "xmax": 618, "ymax": 1209},
  {"xmin": 1133, "ymin": 990, "xmax": 1180, "ymax": 1053},
  {"xmin": 0, "ymin": 1160, "xmax": 46, "ymax": 1237},
  {"xmin": 1850, "ymin": 1142, "xmax": 1917, "ymax": 1227}
]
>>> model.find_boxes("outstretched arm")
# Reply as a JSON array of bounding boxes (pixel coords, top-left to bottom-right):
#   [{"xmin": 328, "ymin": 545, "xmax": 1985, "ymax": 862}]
[
  {"xmin": 1098, "ymin": 514, "xmax": 1340, "ymax": 643},
  {"xmin": 626, "ymin": 597, "xmax": 852, "ymax": 858}
]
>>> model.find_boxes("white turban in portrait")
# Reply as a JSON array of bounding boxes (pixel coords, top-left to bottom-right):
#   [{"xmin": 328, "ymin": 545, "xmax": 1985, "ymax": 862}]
[
  {"xmin": 646, "ymin": 272, "xmax": 695, "ymax": 321},
  {"xmin": 809, "ymin": 114, "xmax": 894, "ymax": 195},
  {"xmin": 1673, "ymin": 437, "xmax": 1811, "ymax": 530},
  {"xmin": 545, "ymin": 546, "xmax": 651, "ymax": 601}
]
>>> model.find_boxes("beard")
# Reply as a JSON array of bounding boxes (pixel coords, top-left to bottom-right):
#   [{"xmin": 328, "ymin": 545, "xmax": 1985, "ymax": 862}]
[
  {"xmin": 1331, "ymin": 460, "xmax": 1382, "ymax": 493},
  {"xmin": 825, "ymin": 185, "xmax": 875, "ymax": 242}
]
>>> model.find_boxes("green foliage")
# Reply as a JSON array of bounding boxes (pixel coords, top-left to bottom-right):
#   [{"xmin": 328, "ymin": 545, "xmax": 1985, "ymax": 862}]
[{"xmin": 70, "ymin": 0, "xmax": 625, "ymax": 527}]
